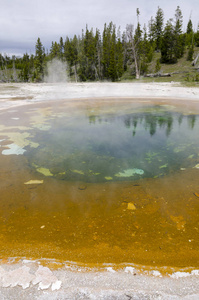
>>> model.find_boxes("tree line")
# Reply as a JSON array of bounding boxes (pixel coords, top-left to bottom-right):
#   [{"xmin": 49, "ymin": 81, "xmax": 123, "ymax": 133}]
[{"xmin": 0, "ymin": 6, "xmax": 199, "ymax": 82}]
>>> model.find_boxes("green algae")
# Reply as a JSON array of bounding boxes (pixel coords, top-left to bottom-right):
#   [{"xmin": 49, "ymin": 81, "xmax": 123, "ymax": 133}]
[
  {"xmin": 159, "ymin": 164, "xmax": 168, "ymax": 169},
  {"xmin": 36, "ymin": 167, "xmax": 53, "ymax": 177},
  {"xmin": 0, "ymin": 131, "xmax": 39, "ymax": 150},
  {"xmin": 105, "ymin": 176, "xmax": 113, "ymax": 180},
  {"xmin": 71, "ymin": 170, "xmax": 85, "ymax": 175},
  {"xmin": 24, "ymin": 180, "xmax": 44, "ymax": 185}
]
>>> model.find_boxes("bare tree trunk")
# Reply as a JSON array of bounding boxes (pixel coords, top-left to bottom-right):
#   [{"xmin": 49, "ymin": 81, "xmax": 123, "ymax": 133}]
[
  {"xmin": 74, "ymin": 63, "xmax": 77, "ymax": 82},
  {"xmin": 132, "ymin": 42, "xmax": 140, "ymax": 79},
  {"xmin": 192, "ymin": 53, "xmax": 199, "ymax": 66},
  {"xmin": 126, "ymin": 24, "xmax": 140, "ymax": 79}
]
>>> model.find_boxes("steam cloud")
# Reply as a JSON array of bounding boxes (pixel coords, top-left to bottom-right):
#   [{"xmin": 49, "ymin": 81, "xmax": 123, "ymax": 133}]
[{"xmin": 44, "ymin": 58, "xmax": 68, "ymax": 83}]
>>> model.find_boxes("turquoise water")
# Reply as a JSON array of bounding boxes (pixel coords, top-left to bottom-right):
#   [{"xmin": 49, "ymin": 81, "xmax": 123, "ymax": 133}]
[{"xmin": 27, "ymin": 104, "xmax": 199, "ymax": 182}]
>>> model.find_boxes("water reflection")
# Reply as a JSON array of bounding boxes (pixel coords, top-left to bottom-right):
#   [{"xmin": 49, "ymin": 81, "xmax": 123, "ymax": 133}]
[{"xmin": 89, "ymin": 111, "xmax": 198, "ymax": 137}]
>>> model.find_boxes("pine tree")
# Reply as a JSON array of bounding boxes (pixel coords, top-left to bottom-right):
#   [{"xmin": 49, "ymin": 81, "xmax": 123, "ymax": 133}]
[
  {"xmin": 64, "ymin": 37, "xmax": 72, "ymax": 75},
  {"xmin": 187, "ymin": 19, "xmax": 193, "ymax": 34},
  {"xmin": 95, "ymin": 29, "xmax": 102, "ymax": 79},
  {"xmin": 122, "ymin": 31, "xmax": 128, "ymax": 72},
  {"xmin": 64, "ymin": 36, "xmax": 78, "ymax": 80},
  {"xmin": 116, "ymin": 29, "xmax": 124, "ymax": 79},
  {"xmin": 161, "ymin": 19, "xmax": 176, "ymax": 63},
  {"xmin": 186, "ymin": 19, "xmax": 194, "ymax": 46},
  {"xmin": 50, "ymin": 41, "xmax": 60, "ymax": 59},
  {"xmin": 148, "ymin": 17, "xmax": 156, "ymax": 46},
  {"xmin": 34, "ymin": 38, "xmax": 45, "ymax": 81},
  {"xmin": 195, "ymin": 24, "xmax": 199, "ymax": 47},
  {"xmin": 108, "ymin": 25, "xmax": 117, "ymax": 81},
  {"xmin": 155, "ymin": 58, "xmax": 161, "ymax": 72},
  {"xmin": 102, "ymin": 23, "xmax": 112, "ymax": 79},
  {"xmin": 187, "ymin": 44, "xmax": 194, "ymax": 61},
  {"xmin": 59, "ymin": 37, "xmax": 64, "ymax": 60},
  {"xmin": 143, "ymin": 24, "xmax": 153, "ymax": 63},
  {"xmin": 71, "ymin": 35, "xmax": 78, "ymax": 81},
  {"xmin": 154, "ymin": 7, "xmax": 164, "ymax": 51},
  {"xmin": 173, "ymin": 6, "xmax": 185, "ymax": 59},
  {"xmin": 83, "ymin": 26, "xmax": 96, "ymax": 80},
  {"xmin": 20, "ymin": 53, "xmax": 30, "ymax": 82},
  {"xmin": 77, "ymin": 30, "xmax": 87, "ymax": 81}
]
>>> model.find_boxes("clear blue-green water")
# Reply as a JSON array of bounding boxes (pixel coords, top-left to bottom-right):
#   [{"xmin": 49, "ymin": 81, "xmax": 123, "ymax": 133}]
[{"xmin": 27, "ymin": 104, "xmax": 199, "ymax": 182}]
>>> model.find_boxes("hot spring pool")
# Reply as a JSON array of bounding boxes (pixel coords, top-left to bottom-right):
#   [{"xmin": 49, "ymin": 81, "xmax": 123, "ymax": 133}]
[{"xmin": 0, "ymin": 97, "xmax": 199, "ymax": 272}]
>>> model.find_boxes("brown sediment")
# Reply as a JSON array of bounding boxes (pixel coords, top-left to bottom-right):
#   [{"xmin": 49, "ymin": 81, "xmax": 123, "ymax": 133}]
[{"xmin": 0, "ymin": 151, "xmax": 199, "ymax": 272}]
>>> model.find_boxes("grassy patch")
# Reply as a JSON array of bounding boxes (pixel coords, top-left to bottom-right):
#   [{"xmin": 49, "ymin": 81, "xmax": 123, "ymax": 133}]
[{"xmin": 121, "ymin": 47, "xmax": 199, "ymax": 84}]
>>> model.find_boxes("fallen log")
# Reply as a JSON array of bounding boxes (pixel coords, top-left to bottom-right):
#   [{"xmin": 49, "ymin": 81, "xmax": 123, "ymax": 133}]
[{"xmin": 145, "ymin": 72, "xmax": 171, "ymax": 78}]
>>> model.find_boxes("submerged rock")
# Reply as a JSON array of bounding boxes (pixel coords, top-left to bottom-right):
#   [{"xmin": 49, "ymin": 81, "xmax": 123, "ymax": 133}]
[
  {"xmin": 127, "ymin": 202, "xmax": 136, "ymax": 210},
  {"xmin": 78, "ymin": 184, "xmax": 87, "ymax": 190}
]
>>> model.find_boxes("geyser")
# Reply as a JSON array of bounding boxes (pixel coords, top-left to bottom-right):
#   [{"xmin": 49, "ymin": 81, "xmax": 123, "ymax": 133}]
[{"xmin": 44, "ymin": 58, "xmax": 68, "ymax": 83}]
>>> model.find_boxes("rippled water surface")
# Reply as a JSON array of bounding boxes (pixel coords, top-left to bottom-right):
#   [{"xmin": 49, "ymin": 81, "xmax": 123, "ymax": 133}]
[{"xmin": 0, "ymin": 98, "xmax": 199, "ymax": 271}]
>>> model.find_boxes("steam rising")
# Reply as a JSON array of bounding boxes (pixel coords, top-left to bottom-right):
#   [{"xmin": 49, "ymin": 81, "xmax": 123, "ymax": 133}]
[{"xmin": 44, "ymin": 58, "xmax": 68, "ymax": 83}]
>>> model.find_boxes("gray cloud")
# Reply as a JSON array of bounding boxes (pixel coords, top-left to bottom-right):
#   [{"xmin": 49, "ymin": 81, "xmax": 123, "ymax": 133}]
[{"xmin": 0, "ymin": 0, "xmax": 198, "ymax": 56}]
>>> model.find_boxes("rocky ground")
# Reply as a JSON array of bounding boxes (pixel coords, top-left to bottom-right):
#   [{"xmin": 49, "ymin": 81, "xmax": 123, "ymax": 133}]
[
  {"xmin": 0, "ymin": 260, "xmax": 199, "ymax": 300},
  {"xmin": 0, "ymin": 82, "xmax": 199, "ymax": 110}
]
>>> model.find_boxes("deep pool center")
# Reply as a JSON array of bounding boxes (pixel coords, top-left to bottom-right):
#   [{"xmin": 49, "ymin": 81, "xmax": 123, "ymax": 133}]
[{"xmin": 0, "ymin": 96, "xmax": 199, "ymax": 273}]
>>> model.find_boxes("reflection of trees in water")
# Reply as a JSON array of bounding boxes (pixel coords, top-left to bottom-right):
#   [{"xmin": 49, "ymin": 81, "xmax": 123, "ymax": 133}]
[
  {"xmin": 187, "ymin": 115, "xmax": 196, "ymax": 129},
  {"xmin": 124, "ymin": 113, "xmax": 174, "ymax": 136},
  {"xmin": 88, "ymin": 112, "xmax": 198, "ymax": 136}
]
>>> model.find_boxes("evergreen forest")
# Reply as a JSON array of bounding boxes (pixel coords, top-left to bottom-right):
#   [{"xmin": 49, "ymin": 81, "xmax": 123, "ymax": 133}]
[{"xmin": 0, "ymin": 6, "xmax": 199, "ymax": 83}]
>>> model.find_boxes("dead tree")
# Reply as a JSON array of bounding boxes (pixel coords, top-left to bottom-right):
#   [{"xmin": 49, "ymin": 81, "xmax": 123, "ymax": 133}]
[
  {"xmin": 126, "ymin": 24, "xmax": 141, "ymax": 79},
  {"xmin": 192, "ymin": 52, "xmax": 199, "ymax": 66}
]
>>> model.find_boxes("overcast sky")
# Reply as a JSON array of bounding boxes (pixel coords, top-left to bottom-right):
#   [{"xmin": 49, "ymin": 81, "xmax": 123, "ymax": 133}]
[{"xmin": 0, "ymin": 0, "xmax": 198, "ymax": 57}]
